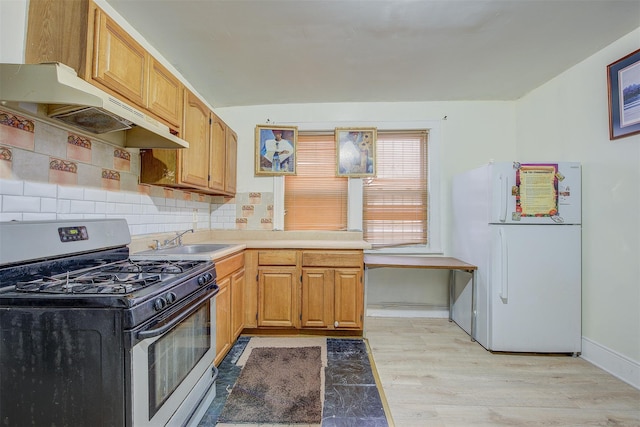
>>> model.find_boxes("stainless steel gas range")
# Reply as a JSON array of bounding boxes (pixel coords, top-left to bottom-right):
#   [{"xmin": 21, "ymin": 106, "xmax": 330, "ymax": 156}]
[{"xmin": 0, "ymin": 219, "xmax": 219, "ymax": 427}]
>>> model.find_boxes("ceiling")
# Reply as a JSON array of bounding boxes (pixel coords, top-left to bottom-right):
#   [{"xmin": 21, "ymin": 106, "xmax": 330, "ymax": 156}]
[{"xmin": 105, "ymin": 0, "xmax": 640, "ymax": 108}]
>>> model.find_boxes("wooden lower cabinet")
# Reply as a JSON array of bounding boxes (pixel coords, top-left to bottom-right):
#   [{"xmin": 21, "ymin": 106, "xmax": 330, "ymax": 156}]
[
  {"xmin": 230, "ymin": 267, "xmax": 245, "ymax": 339},
  {"xmin": 215, "ymin": 276, "xmax": 231, "ymax": 365},
  {"xmin": 258, "ymin": 267, "xmax": 298, "ymax": 328},
  {"xmin": 301, "ymin": 268, "xmax": 333, "ymax": 328},
  {"xmin": 252, "ymin": 249, "xmax": 364, "ymax": 332},
  {"xmin": 301, "ymin": 267, "xmax": 363, "ymax": 330},
  {"xmin": 333, "ymin": 268, "xmax": 364, "ymax": 329},
  {"xmin": 215, "ymin": 252, "xmax": 245, "ymax": 365}
]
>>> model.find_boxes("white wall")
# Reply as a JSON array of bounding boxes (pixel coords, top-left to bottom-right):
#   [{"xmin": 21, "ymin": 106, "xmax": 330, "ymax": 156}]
[
  {"xmin": 516, "ymin": 29, "xmax": 640, "ymax": 376},
  {"xmin": 4, "ymin": 0, "xmax": 637, "ymax": 385},
  {"xmin": 0, "ymin": 0, "xmax": 27, "ymax": 63},
  {"xmin": 216, "ymin": 102, "xmax": 516, "ymax": 312},
  {"xmin": 217, "ymin": 102, "xmax": 517, "ymax": 199}
]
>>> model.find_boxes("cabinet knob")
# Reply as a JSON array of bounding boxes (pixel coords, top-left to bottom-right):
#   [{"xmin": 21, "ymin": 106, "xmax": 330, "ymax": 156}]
[{"xmin": 334, "ymin": 321, "xmax": 339, "ymax": 328}]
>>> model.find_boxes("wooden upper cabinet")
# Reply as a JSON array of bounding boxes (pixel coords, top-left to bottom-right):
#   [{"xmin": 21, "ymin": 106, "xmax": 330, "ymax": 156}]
[
  {"xmin": 210, "ymin": 113, "xmax": 237, "ymax": 194},
  {"xmin": 92, "ymin": 8, "xmax": 148, "ymax": 109},
  {"xmin": 148, "ymin": 58, "xmax": 183, "ymax": 129},
  {"xmin": 28, "ymin": 0, "xmax": 238, "ymax": 196},
  {"xmin": 209, "ymin": 114, "xmax": 226, "ymax": 192},
  {"xmin": 225, "ymin": 128, "xmax": 238, "ymax": 194},
  {"xmin": 140, "ymin": 93, "xmax": 238, "ymax": 196},
  {"xmin": 181, "ymin": 90, "xmax": 211, "ymax": 188},
  {"xmin": 25, "ymin": 0, "xmax": 181, "ymax": 131},
  {"xmin": 26, "ymin": 0, "xmax": 93, "ymax": 77}
]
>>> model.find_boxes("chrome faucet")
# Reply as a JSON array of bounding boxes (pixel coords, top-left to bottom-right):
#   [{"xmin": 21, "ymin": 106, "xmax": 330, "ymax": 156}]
[{"xmin": 154, "ymin": 229, "xmax": 194, "ymax": 250}]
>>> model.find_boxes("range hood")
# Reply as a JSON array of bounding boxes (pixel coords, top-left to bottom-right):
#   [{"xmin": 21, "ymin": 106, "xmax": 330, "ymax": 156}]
[{"xmin": 0, "ymin": 63, "xmax": 189, "ymax": 149}]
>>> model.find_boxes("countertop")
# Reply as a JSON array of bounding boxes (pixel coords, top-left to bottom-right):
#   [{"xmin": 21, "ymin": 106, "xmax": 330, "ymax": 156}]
[{"xmin": 129, "ymin": 230, "xmax": 371, "ymax": 260}]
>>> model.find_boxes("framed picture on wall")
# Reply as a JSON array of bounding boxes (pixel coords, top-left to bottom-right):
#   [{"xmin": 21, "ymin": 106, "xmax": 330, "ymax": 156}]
[
  {"xmin": 335, "ymin": 127, "xmax": 377, "ymax": 177},
  {"xmin": 254, "ymin": 125, "xmax": 298, "ymax": 176},
  {"xmin": 607, "ymin": 48, "xmax": 640, "ymax": 140}
]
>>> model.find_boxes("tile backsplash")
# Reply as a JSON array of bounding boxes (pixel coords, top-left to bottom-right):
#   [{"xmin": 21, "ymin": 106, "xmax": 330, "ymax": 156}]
[{"xmin": 0, "ymin": 107, "xmax": 274, "ymax": 235}]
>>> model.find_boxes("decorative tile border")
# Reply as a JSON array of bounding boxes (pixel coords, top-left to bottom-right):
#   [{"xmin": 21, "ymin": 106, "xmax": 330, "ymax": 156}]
[
  {"xmin": 101, "ymin": 168, "xmax": 121, "ymax": 191},
  {"xmin": 0, "ymin": 146, "xmax": 11, "ymax": 161},
  {"xmin": 49, "ymin": 158, "xmax": 78, "ymax": 186},
  {"xmin": 0, "ymin": 110, "xmax": 35, "ymax": 132},
  {"xmin": 0, "ymin": 109, "xmax": 35, "ymax": 150},
  {"xmin": 67, "ymin": 133, "xmax": 92, "ymax": 163},
  {"xmin": 0, "ymin": 146, "xmax": 12, "ymax": 179},
  {"xmin": 241, "ymin": 204, "xmax": 254, "ymax": 217},
  {"xmin": 0, "ymin": 111, "xmax": 291, "ymax": 231},
  {"xmin": 249, "ymin": 192, "xmax": 261, "ymax": 204},
  {"xmin": 113, "ymin": 148, "xmax": 131, "ymax": 171}
]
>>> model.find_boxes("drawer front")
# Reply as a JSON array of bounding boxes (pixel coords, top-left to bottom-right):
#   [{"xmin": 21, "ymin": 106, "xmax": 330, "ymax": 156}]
[
  {"xmin": 302, "ymin": 251, "xmax": 362, "ymax": 268},
  {"xmin": 216, "ymin": 252, "xmax": 244, "ymax": 278},
  {"xmin": 258, "ymin": 250, "xmax": 298, "ymax": 266}
]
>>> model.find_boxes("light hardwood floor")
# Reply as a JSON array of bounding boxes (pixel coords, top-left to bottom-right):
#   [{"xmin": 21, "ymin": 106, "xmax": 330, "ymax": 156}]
[{"xmin": 365, "ymin": 317, "xmax": 640, "ymax": 427}]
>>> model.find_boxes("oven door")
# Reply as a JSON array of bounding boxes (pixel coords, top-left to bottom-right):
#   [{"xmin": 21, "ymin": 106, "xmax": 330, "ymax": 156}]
[{"xmin": 129, "ymin": 283, "xmax": 218, "ymax": 427}]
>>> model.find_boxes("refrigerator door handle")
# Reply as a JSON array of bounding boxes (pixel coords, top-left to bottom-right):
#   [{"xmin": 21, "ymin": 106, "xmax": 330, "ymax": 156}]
[
  {"xmin": 499, "ymin": 228, "xmax": 508, "ymax": 302},
  {"xmin": 499, "ymin": 174, "xmax": 508, "ymax": 222}
]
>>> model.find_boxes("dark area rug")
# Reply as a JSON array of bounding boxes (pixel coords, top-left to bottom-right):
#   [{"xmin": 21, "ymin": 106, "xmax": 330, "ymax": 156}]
[{"xmin": 217, "ymin": 346, "xmax": 322, "ymax": 424}]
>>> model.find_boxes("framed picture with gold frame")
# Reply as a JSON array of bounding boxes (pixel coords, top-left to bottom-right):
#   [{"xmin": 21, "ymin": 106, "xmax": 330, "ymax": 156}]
[
  {"xmin": 255, "ymin": 125, "xmax": 298, "ymax": 176},
  {"xmin": 335, "ymin": 127, "xmax": 376, "ymax": 177}
]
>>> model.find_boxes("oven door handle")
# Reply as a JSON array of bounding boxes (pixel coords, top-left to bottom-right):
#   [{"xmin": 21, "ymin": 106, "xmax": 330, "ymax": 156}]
[{"xmin": 136, "ymin": 284, "xmax": 218, "ymax": 340}]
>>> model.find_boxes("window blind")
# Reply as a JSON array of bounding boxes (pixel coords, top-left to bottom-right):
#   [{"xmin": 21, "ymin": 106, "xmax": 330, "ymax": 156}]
[
  {"xmin": 363, "ymin": 130, "xmax": 428, "ymax": 248},
  {"xmin": 284, "ymin": 133, "xmax": 348, "ymax": 230}
]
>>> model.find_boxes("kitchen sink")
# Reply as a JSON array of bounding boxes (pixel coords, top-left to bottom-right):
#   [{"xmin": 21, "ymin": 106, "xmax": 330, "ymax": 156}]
[
  {"xmin": 160, "ymin": 244, "xmax": 231, "ymax": 254},
  {"xmin": 134, "ymin": 244, "xmax": 233, "ymax": 256}
]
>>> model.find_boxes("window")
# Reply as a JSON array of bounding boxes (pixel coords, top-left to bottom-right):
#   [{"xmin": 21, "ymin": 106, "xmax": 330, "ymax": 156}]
[
  {"xmin": 363, "ymin": 130, "xmax": 428, "ymax": 248},
  {"xmin": 284, "ymin": 133, "xmax": 347, "ymax": 230},
  {"xmin": 280, "ymin": 124, "xmax": 436, "ymax": 252}
]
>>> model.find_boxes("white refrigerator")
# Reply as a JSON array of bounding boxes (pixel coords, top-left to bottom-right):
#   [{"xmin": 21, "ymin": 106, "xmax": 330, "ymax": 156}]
[{"xmin": 451, "ymin": 161, "xmax": 581, "ymax": 354}]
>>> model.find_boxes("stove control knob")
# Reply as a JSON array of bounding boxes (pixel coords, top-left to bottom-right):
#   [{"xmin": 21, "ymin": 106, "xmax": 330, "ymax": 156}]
[
  {"xmin": 198, "ymin": 274, "xmax": 211, "ymax": 286},
  {"xmin": 154, "ymin": 297, "xmax": 167, "ymax": 311},
  {"xmin": 166, "ymin": 292, "xmax": 177, "ymax": 304}
]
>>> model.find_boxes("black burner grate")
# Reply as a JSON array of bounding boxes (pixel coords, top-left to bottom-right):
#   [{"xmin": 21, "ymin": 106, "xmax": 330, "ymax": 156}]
[{"xmin": 14, "ymin": 259, "xmax": 207, "ymax": 294}]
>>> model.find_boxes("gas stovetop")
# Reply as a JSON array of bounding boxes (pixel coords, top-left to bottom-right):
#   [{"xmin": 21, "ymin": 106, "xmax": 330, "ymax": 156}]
[
  {"xmin": 0, "ymin": 220, "xmax": 218, "ymax": 328},
  {"xmin": 0, "ymin": 251, "xmax": 216, "ymax": 329},
  {"xmin": 16, "ymin": 259, "xmax": 208, "ymax": 295}
]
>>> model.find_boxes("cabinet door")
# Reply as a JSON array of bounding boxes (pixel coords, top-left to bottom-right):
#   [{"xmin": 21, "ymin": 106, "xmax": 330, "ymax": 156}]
[
  {"xmin": 225, "ymin": 128, "xmax": 238, "ymax": 195},
  {"xmin": 25, "ymin": 0, "xmax": 92, "ymax": 75},
  {"xmin": 231, "ymin": 268, "xmax": 245, "ymax": 340},
  {"xmin": 301, "ymin": 268, "xmax": 333, "ymax": 329},
  {"xmin": 258, "ymin": 267, "xmax": 297, "ymax": 328},
  {"xmin": 92, "ymin": 9, "xmax": 147, "ymax": 108},
  {"xmin": 215, "ymin": 276, "xmax": 231, "ymax": 366},
  {"xmin": 181, "ymin": 90, "xmax": 210, "ymax": 188},
  {"xmin": 209, "ymin": 114, "xmax": 226, "ymax": 191},
  {"xmin": 148, "ymin": 58, "xmax": 183, "ymax": 129},
  {"xmin": 334, "ymin": 268, "xmax": 363, "ymax": 329}
]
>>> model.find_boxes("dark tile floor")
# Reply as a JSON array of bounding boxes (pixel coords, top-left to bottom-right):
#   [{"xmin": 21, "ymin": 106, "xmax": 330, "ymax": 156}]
[{"xmin": 197, "ymin": 337, "xmax": 388, "ymax": 426}]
